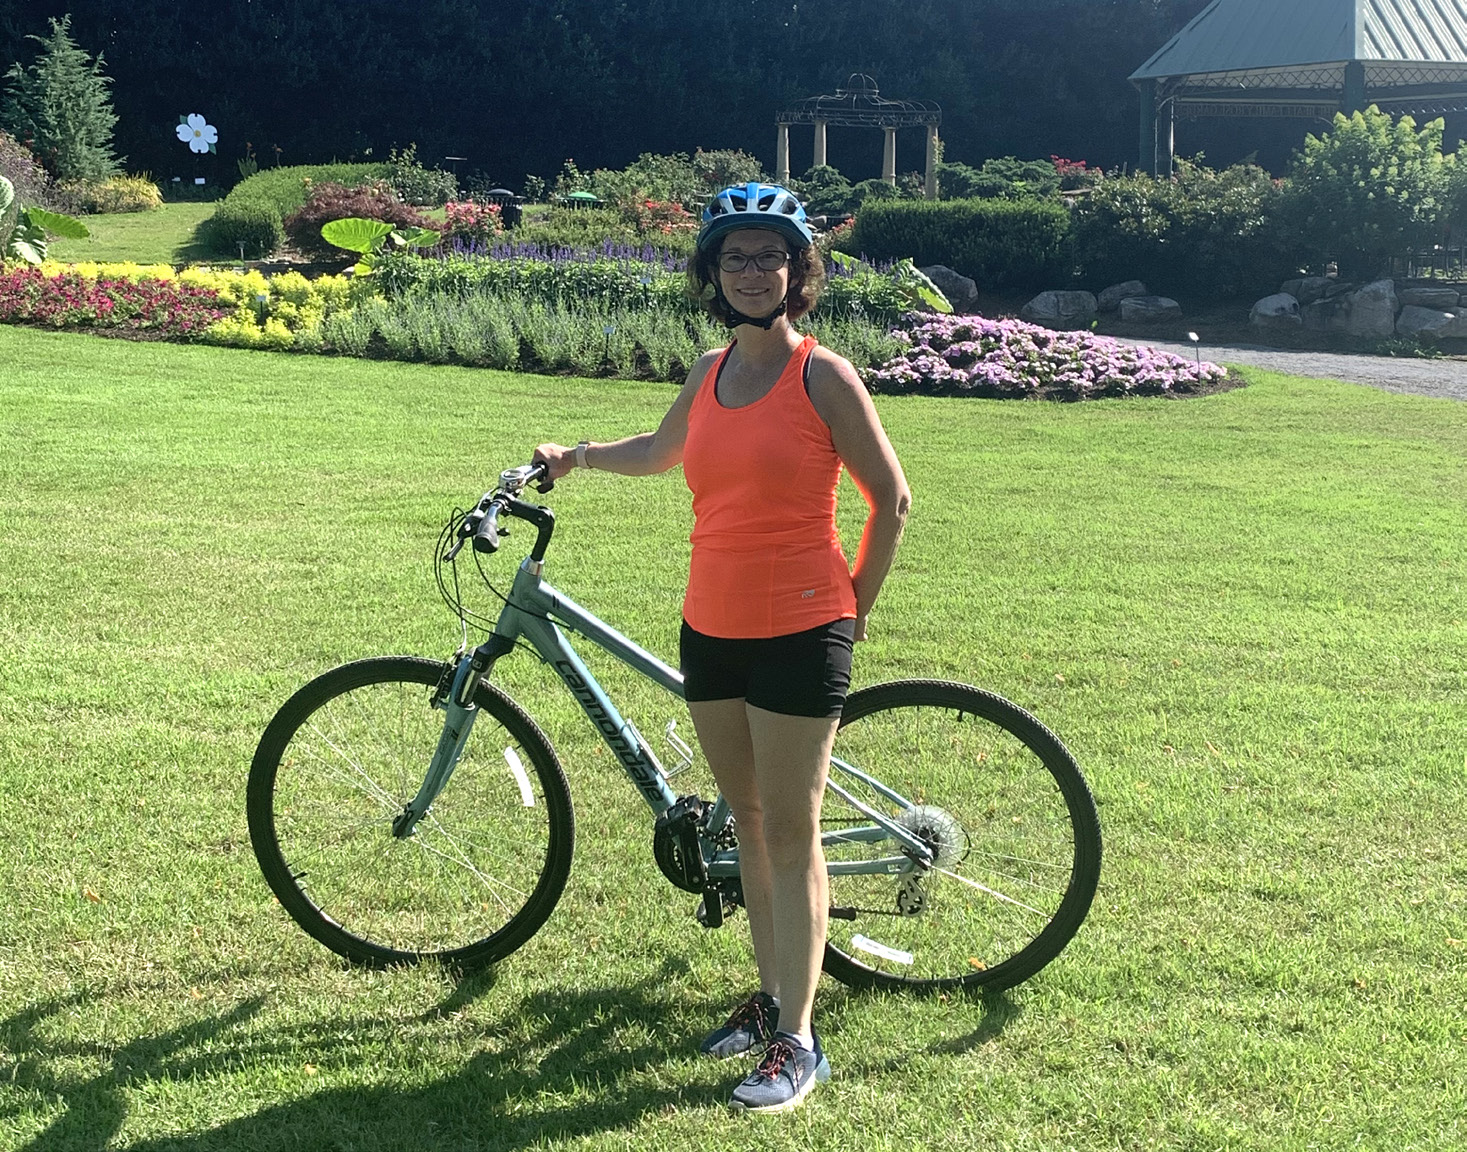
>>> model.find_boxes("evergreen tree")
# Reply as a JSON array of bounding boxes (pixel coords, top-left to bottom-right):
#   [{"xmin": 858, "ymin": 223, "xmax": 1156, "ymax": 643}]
[{"xmin": 2, "ymin": 14, "xmax": 120, "ymax": 182}]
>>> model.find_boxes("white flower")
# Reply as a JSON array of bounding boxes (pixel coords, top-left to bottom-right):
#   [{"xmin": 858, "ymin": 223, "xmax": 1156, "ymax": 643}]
[{"xmin": 176, "ymin": 113, "xmax": 218, "ymax": 154}]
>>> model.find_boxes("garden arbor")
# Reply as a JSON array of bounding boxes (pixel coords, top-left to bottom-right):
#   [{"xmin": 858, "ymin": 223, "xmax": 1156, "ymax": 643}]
[
  {"xmin": 775, "ymin": 75, "xmax": 942, "ymax": 197},
  {"xmin": 1130, "ymin": 0, "xmax": 1467, "ymax": 175}
]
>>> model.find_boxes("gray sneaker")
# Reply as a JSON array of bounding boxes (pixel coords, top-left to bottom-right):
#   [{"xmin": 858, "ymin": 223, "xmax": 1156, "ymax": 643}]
[
  {"xmin": 700, "ymin": 991, "xmax": 779, "ymax": 1059},
  {"xmin": 729, "ymin": 1032, "xmax": 830, "ymax": 1113}
]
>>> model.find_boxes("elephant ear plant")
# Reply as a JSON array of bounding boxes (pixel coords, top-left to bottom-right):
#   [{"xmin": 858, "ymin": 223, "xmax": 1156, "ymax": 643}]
[
  {"xmin": 0, "ymin": 175, "xmax": 91, "ymax": 263},
  {"xmin": 320, "ymin": 216, "xmax": 439, "ymax": 276},
  {"xmin": 830, "ymin": 249, "xmax": 953, "ymax": 314}
]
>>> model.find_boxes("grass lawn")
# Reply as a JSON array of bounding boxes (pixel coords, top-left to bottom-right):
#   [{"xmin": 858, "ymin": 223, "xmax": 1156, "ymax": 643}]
[
  {"xmin": 44, "ymin": 201, "xmax": 218, "ymax": 265},
  {"xmin": 1, "ymin": 326, "xmax": 1464, "ymax": 1150}
]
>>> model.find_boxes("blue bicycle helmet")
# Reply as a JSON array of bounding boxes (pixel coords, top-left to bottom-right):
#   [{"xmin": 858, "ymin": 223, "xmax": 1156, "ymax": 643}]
[{"xmin": 698, "ymin": 182, "xmax": 814, "ymax": 253}]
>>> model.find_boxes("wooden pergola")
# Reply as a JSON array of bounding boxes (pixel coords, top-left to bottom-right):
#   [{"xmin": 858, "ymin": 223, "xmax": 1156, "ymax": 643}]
[
  {"xmin": 774, "ymin": 75, "xmax": 942, "ymax": 196},
  {"xmin": 1130, "ymin": 0, "xmax": 1467, "ymax": 175}
]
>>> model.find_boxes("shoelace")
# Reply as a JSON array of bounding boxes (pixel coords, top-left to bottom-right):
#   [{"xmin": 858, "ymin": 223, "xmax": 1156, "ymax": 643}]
[
  {"xmin": 755, "ymin": 1039, "xmax": 797, "ymax": 1082},
  {"xmin": 725, "ymin": 995, "xmax": 771, "ymax": 1035}
]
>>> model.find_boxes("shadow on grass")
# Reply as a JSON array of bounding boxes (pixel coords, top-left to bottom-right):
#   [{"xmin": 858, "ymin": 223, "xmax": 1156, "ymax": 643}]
[{"xmin": 3, "ymin": 958, "xmax": 717, "ymax": 1152}]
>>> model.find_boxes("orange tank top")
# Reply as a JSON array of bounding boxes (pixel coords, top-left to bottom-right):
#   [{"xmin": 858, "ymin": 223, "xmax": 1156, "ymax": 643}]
[{"xmin": 682, "ymin": 335, "xmax": 858, "ymax": 638}]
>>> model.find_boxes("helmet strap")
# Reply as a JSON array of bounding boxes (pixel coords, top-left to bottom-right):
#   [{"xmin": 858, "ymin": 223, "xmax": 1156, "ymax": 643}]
[{"xmin": 714, "ymin": 283, "xmax": 788, "ymax": 330}]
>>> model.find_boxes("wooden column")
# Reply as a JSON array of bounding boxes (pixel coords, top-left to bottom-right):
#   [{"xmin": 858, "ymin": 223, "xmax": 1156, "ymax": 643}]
[
  {"xmin": 882, "ymin": 127, "xmax": 897, "ymax": 184},
  {"xmin": 1160, "ymin": 97, "xmax": 1174, "ymax": 177},
  {"xmin": 813, "ymin": 120, "xmax": 827, "ymax": 169},
  {"xmin": 924, "ymin": 124, "xmax": 940, "ymax": 198},
  {"xmin": 776, "ymin": 123, "xmax": 790, "ymax": 184},
  {"xmin": 1138, "ymin": 79, "xmax": 1158, "ymax": 176}
]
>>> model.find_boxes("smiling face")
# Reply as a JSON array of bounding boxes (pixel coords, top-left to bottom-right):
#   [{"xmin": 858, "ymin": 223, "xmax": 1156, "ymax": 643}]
[{"xmin": 716, "ymin": 228, "xmax": 791, "ymax": 319}]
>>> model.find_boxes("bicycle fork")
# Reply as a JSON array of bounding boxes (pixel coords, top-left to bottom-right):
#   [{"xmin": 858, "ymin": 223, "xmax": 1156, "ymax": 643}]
[{"xmin": 391, "ymin": 639, "xmax": 511, "ymax": 839}]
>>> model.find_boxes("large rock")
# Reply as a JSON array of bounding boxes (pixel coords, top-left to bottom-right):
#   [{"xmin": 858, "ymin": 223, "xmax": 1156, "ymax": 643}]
[
  {"xmin": 1300, "ymin": 279, "xmax": 1399, "ymax": 338},
  {"xmin": 1019, "ymin": 290, "xmax": 1097, "ymax": 329},
  {"xmin": 1281, "ymin": 276, "xmax": 1331, "ymax": 304},
  {"xmin": 1118, "ymin": 295, "xmax": 1182, "ymax": 323},
  {"xmin": 1097, "ymin": 280, "xmax": 1147, "ymax": 312},
  {"xmin": 918, "ymin": 265, "xmax": 979, "ymax": 312},
  {"xmin": 1396, "ymin": 304, "xmax": 1467, "ymax": 338},
  {"xmin": 1250, "ymin": 293, "xmax": 1302, "ymax": 330},
  {"xmin": 1342, "ymin": 279, "xmax": 1399, "ymax": 338},
  {"xmin": 1398, "ymin": 287, "xmax": 1461, "ymax": 310}
]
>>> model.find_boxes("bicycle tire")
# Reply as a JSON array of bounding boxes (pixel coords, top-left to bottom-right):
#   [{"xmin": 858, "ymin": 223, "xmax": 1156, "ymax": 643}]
[
  {"xmin": 247, "ymin": 656, "xmax": 574, "ymax": 970},
  {"xmin": 820, "ymin": 679, "xmax": 1100, "ymax": 992}
]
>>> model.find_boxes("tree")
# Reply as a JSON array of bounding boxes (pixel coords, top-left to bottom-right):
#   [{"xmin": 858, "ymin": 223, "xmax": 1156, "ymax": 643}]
[{"xmin": 2, "ymin": 14, "xmax": 120, "ymax": 182}]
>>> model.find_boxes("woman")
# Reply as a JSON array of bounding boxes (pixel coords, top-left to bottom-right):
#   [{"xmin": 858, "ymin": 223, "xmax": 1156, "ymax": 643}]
[{"xmin": 534, "ymin": 183, "xmax": 910, "ymax": 1113}]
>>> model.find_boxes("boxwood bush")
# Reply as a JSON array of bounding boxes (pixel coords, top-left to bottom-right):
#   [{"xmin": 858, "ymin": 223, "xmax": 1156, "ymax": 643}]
[
  {"xmin": 203, "ymin": 162, "xmax": 389, "ymax": 257},
  {"xmin": 838, "ymin": 197, "xmax": 1071, "ymax": 291}
]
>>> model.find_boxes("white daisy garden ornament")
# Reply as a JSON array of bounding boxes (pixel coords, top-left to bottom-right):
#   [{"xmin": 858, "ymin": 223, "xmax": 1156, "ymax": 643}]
[{"xmin": 176, "ymin": 113, "xmax": 218, "ymax": 154}]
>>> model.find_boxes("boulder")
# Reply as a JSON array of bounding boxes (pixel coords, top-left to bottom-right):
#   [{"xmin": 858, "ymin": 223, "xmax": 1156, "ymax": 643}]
[
  {"xmin": 1019, "ymin": 290, "xmax": 1097, "ymax": 329},
  {"xmin": 1118, "ymin": 295, "xmax": 1182, "ymax": 323},
  {"xmin": 1281, "ymin": 276, "xmax": 1331, "ymax": 305},
  {"xmin": 1301, "ymin": 297, "xmax": 1345, "ymax": 333},
  {"xmin": 1097, "ymin": 280, "xmax": 1148, "ymax": 312},
  {"xmin": 918, "ymin": 265, "xmax": 979, "ymax": 312},
  {"xmin": 1398, "ymin": 287, "xmax": 1461, "ymax": 310},
  {"xmin": 1341, "ymin": 279, "xmax": 1399, "ymax": 338},
  {"xmin": 1301, "ymin": 279, "xmax": 1399, "ymax": 337},
  {"xmin": 1250, "ymin": 293, "xmax": 1302, "ymax": 330},
  {"xmin": 1396, "ymin": 304, "xmax": 1467, "ymax": 338}
]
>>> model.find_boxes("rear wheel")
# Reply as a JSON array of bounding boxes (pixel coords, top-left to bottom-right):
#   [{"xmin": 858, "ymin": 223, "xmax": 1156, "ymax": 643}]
[
  {"xmin": 247, "ymin": 656, "xmax": 574, "ymax": 970},
  {"xmin": 820, "ymin": 680, "xmax": 1100, "ymax": 992}
]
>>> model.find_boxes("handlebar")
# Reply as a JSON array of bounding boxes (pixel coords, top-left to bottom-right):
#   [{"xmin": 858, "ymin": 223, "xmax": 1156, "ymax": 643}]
[{"xmin": 443, "ymin": 461, "xmax": 557, "ymax": 563}]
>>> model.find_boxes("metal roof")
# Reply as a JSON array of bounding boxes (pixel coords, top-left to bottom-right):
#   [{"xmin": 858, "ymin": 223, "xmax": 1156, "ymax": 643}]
[{"xmin": 1131, "ymin": 0, "xmax": 1467, "ymax": 81}]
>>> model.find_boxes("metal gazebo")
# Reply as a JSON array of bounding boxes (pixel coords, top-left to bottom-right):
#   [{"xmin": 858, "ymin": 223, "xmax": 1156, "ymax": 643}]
[
  {"xmin": 1130, "ymin": 0, "xmax": 1467, "ymax": 175},
  {"xmin": 775, "ymin": 74, "xmax": 942, "ymax": 197}
]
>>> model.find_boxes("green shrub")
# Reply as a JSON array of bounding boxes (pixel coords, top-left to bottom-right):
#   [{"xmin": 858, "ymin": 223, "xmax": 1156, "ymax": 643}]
[
  {"xmin": 386, "ymin": 143, "xmax": 457, "ymax": 207},
  {"xmin": 840, "ymin": 197, "xmax": 1071, "ymax": 290},
  {"xmin": 1070, "ymin": 159, "xmax": 1294, "ymax": 298},
  {"xmin": 202, "ymin": 162, "xmax": 389, "ymax": 257},
  {"xmin": 937, "ymin": 157, "xmax": 1060, "ymax": 201},
  {"xmin": 61, "ymin": 173, "xmax": 163, "ymax": 213},
  {"xmin": 792, "ymin": 165, "xmax": 855, "ymax": 216},
  {"xmin": 1279, "ymin": 106, "xmax": 1454, "ymax": 277},
  {"xmin": 513, "ymin": 205, "xmax": 698, "ymax": 256},
  {"xmin": 204, "ymin": 200, "xmax": 285, "ymax": 258}
]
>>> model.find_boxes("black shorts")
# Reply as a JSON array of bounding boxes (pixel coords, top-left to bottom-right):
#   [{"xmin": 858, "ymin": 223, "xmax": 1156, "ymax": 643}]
[{"xmin": 679, "ymin": 618, "xmax": 856, "ymax": 719}]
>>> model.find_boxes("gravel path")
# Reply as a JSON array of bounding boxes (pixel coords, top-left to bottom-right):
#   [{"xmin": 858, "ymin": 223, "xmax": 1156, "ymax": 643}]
[{"xmin": 1115, "ymin": 337, "xmax": 1467, "ymax": 402}]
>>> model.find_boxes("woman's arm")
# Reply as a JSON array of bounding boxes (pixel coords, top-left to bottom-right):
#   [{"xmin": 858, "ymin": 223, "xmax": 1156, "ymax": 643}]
[
  {"xmin": 807, "ymin": 349, "xmax": 912, "ymax": 641},
  {"xmin": 534, "ymin": 349, "xmax": 720, "ymax": 480}
]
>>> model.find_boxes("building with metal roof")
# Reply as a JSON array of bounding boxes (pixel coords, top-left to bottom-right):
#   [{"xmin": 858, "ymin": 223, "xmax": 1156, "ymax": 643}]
[{"xmin": 1129, "ymin": 0, "xmax": 1467, "ymax": 174}]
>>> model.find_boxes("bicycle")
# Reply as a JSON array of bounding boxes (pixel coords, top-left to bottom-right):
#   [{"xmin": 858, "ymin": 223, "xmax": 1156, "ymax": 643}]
[{"xmin": 247, "ymin": 462, "xmax": 1102, "ymax": 992}]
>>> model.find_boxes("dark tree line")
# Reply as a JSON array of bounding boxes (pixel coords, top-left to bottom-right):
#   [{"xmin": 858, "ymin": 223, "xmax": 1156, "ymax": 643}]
[{"xmin": 5, "ymin": 0, "xmax": 1305, "ymax": 192}]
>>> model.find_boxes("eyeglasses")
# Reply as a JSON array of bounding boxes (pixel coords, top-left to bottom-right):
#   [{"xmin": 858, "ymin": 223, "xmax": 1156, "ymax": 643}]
[{"xmin": 718, "ymin": 250, "xmax": 791, "ymax": 273}]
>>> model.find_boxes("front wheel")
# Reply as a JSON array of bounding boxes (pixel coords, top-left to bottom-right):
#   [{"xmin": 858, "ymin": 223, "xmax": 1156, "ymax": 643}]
[
  {"xmin": 820, "ymin": 680, "xmax": 1101, "ymax": 992},
  {"xmin": 247, "ymin": 656, "xmax": 574, "ymax": 970}
]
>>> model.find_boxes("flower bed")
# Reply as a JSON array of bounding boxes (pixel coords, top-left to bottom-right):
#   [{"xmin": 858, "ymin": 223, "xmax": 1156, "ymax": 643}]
[
  {"xmin": 869, "ymin": 314, "xmax": 1228, "ymax": 399},
  {"xmin": 0, "ymin": 265, "xmax": 225, "ymax": 337}
]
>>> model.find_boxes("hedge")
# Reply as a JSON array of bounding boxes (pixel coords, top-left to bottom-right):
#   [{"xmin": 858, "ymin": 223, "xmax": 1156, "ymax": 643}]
[
  {"xmin": 202, "ymin": 162, "xmax": 389, "ymax": 257},
  {"xmin": 838, "ymin": 198, "xmax": 1071, "ymax": 291}
]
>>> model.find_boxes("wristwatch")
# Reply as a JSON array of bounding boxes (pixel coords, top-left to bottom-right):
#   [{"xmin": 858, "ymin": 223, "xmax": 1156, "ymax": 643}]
[{"xmin": 575, "ymin": 440, "xmax": 591, "ymax": 469}]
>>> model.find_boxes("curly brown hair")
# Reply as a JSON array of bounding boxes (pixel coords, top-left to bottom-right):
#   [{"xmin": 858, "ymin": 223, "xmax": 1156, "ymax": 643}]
[{"xmin": 686, "ymin": 235, "xmax": 826, "ymax": 325}]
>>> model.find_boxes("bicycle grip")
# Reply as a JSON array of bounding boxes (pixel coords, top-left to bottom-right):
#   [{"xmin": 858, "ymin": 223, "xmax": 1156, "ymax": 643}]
[{"xmin": 472, "ymin": 504, "xmax": 504, "ymax": 553}]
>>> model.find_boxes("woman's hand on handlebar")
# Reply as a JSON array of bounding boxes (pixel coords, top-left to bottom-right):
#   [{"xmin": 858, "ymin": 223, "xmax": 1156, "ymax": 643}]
[{"xmin": 532, "ymin": 443, "xmax": 577, "ymax": 483}]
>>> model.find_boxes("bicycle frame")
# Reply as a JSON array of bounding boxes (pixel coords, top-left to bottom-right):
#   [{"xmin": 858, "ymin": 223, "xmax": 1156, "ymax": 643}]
[{"xmin": 397, "ymin": 551, "xmax": 936, "ymax": 880}]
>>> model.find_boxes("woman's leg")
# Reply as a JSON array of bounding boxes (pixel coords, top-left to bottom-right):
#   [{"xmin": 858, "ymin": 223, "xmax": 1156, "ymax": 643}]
[
  {"xmin": 687, "ymin": 698, "xmax": 778, "ymax": 996},
  {"xmin": 744, "ymin": 705, "xmax": 840, "ymax": 1045}
]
